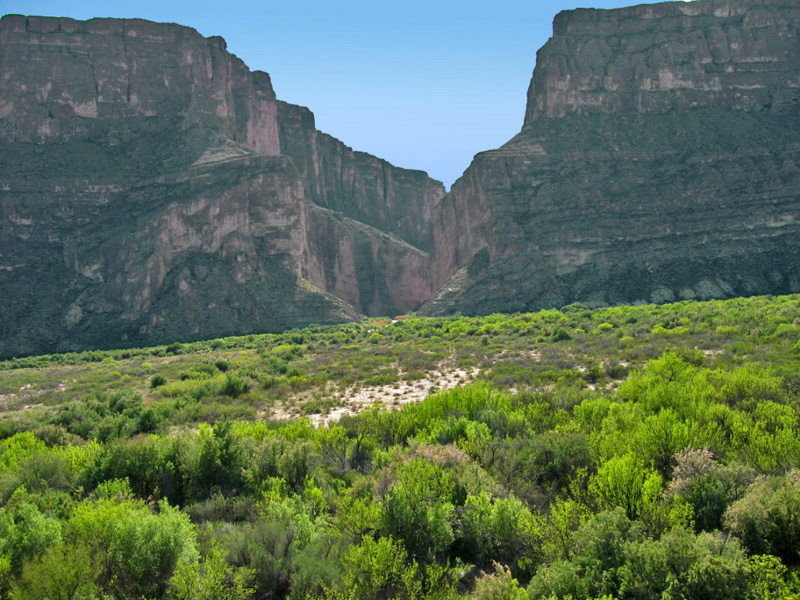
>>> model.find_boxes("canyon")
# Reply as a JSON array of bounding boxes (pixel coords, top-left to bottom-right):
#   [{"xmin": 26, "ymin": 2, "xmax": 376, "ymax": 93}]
[{"xmin": 2, "ymin": 0, "xmax": 800, "ymax": 356}]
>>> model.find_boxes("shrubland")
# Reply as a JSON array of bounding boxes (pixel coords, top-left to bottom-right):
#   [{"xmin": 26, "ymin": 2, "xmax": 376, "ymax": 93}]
[{"xmin": 0, "ymin": 294, "xmax": 799, "ymax": 599}]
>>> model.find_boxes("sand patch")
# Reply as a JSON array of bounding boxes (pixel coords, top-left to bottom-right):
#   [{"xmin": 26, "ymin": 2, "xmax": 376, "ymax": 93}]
[{"xmin": 269, "ymin": 358, "xmax": 480, "ymax": 426}]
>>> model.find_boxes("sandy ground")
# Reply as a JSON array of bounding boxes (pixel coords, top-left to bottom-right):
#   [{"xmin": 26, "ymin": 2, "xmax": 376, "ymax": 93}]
[{"xmin": 269, "ymin": 359, "xmax": 480, "ymax": 426}]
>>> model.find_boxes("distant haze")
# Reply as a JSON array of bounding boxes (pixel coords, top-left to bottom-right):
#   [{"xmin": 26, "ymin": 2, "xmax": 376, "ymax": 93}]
[{"xmin": 4, "ymin": 0, "xmax": 678, "ymax": 187}]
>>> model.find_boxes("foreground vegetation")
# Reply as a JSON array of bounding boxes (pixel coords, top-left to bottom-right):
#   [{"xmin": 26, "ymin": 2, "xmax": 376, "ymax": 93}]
[{"xmin": 1, "ymin": 294, "xmax": 800, "ymax": 599}]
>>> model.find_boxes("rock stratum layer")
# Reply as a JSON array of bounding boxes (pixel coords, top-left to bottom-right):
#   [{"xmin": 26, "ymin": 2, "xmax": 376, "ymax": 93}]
[
  {"xmin": 425, "ymin": 0, "xmax": 800, "ymax": 316},
  {"xmin": 0, "ymin": 15, "xmax": 443, "ymax": 356}
]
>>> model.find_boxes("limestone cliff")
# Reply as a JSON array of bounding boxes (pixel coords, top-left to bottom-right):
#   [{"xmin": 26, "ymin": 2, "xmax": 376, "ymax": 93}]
[
  {"xmin": 0, "ymin": 15, "xmax": 442, "ymax": 356},
  {"xmin": 278, "ymin": 101, "xmax": 444, "ymax": 251},
  {"xmin": 279, "ymin": 101, "xmax": 440, "ymax": 315},
  {"xmin": 526, "ymin": 0, "xmax": 800, "ymax": 122},
  {"xmin": 4, "ymin": 0, "xmax": 799, "ymax": 355},
  {"xmin": 426, "ymin": 0, "xmax": 800, "ymax": 316},
  {"xmin": 0, "ymin": 15, "xmax": 280, "ymax": 153}
]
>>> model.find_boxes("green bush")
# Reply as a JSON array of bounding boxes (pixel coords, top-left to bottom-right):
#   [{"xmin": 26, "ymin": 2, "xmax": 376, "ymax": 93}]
[
  {"xmin": 724, "ymin": 470, "xmax": 800, "ymax": 565},
  {"xmin": 221, "ymin": 374, "xmax": 250, "ymax": 398}
]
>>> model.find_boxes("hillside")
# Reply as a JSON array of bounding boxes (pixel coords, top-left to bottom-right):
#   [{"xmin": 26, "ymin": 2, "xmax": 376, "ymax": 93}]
[{"xmin": 0, "ymin": 294, "xmax": 799, "ymax": 598}]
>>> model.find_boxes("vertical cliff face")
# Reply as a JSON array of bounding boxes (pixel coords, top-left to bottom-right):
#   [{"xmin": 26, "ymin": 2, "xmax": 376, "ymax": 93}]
[
  {"xmin": 0, "ymin": 15, "xmax": 280, "ymax": 153},
  {"xmin": 426, "ymin": 0, "xmax": 800, "ymax": 316},
  {"xmin": 0, "ymin": 15, "xmax": 441, "ymax": 356},
  {"xmin": 277, "ymin": 101, "xmax": 444, "ymax": 251},
  {"xmin": 525, "ymin": 0, "xmax": 800, "ymax": 123},
  {"xmin": 277, "ymin": 101, "xmax": 442, "ymax": 315},
  {"xmin": 302, "ymin": 205, "xmax": 432, "ymax": 316}
]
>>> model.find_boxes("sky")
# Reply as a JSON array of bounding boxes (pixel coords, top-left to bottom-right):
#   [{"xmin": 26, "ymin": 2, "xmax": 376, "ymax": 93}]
[{"xmin": 2, "ymin": 0, "xmax": 689, "ymax": 187}]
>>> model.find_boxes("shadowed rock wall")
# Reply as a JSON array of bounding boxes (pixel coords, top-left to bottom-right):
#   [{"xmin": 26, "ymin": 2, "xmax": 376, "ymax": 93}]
[
  {"xmin": 426, "ymin": 0, "xmax": 800, "ymax": 316},
  {"xmin": 0, "ymin": 15, "xmax": 442, "ymax": 356}
]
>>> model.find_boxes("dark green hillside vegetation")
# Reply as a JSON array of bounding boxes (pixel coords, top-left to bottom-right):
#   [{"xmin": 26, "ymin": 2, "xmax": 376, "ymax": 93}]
[{"xmin": 0, "ymin": 295, "xmax": 800, "ymax": 599}]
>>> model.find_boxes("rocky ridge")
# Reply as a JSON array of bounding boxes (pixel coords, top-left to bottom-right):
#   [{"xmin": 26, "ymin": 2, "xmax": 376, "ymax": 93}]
[{"xmin": 425, "ymin": 0, "xmax": 800, "ymax": 316}]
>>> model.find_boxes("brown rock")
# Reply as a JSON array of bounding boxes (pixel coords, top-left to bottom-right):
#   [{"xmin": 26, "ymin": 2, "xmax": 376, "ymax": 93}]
[
  {"xmin": 425, "ymin": 0, "xmax": 800, "ymax": 317},
  {"xmin": 0, "ymin": 15, "xmax": 442, "ymax": 356}
]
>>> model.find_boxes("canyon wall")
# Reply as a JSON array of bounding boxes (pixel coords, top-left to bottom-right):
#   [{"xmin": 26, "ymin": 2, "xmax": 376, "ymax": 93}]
[
  {"xmin": 426, "ymin": 0, "xmax": 800, "ymax": 316},
  {"xmin": 0, "ymin": 15, "xmax": 441, "ymax": 356},
  {"xmin": 278, "ymin": 101, "xmax": 444, "ymax": 251},
  {"xmin": 0, "ymin": 15, "xmax": 280, "ymax": 153}
]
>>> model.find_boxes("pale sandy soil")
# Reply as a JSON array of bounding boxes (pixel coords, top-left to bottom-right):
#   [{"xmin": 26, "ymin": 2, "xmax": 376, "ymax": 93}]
[{"xmin": 269, "ymin": 359, "xmax": 480, "ymax": 426}]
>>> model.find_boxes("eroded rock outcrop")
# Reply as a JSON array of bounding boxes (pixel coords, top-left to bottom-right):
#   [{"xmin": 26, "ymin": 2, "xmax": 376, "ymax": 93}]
[
  {"xmin": 0, "ymin": 15, "xmax": 442, "ymax": 356},
  {"xmin": 426, "ymin": 0, "xmax": 800, "ymax": 316}
]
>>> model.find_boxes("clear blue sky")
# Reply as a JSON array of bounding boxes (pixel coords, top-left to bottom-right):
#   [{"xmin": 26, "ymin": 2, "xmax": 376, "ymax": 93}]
[{"xmin": 2, "ymin": 0, "xmax": 685, "ymax": 187}]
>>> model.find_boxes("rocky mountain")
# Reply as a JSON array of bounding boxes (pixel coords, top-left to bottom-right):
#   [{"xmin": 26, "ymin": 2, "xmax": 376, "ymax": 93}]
[
  {"xmin": 0, "ymin": 15, "xmax": 443, "ymax": 356},
  {"xmin": 424, "ymin": 0, "xmax": 800, "ymax": 316}
]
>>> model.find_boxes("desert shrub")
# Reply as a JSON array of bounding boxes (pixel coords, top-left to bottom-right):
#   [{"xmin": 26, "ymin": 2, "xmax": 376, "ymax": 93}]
[
  {"xmin": 457, "ymin": 492, "xmax": 542, "ymax": 571},
  {"xmin": 748, "ymin": 554, "xmax": 792, "ymax": 600},
  {"xmin": 168, "ymin": 542, "xmax": 255, "ymax": 600},
  {"xmin": 381, "ymin": 458, "xmax": 456, "ymax": 562},
  {"xmin": 530, "ymin": 510, "xmax": 752, "ymax": 600},
  {"xmin": 11, "ymin": 542, "xmax": 98, "ymax": 600},
  {"xmin": 724, "ymin": 470, "xmax": 800, "ymax": 564},
  {"xmin": 183, "ymin": 421, "xmax": 247, "ymax": 501},
  {"xmin": 589, "ymin": 453, "xmax": 663, "ymax": 521},
  {"xmin": 471, "ymin": 562, "xmax": 528, "ymax": 600},
  {"xmin": 225, "ymin": 495, "xmax": 334, "ymax": 599},
  {"xmin": 667, "ymin": 448, "xmax": 755, "ymax": 532},
  {"xmin": 183, "ymin": 493, "xmax": 258, "ymax": 524},
  {"xmin": 0, "ymin": 489, "xmax": 62, "ymax": 578},
  {"xmin": 68, "ymin": 482, "xmax": 198, "ymax": 599},
  {"xmin": 179, "ymin": 364, "xmax": 216, "ymax": 380},
  {"xmin": 220, "ymin": 374, "xmax": 250, "ymax": 398}
]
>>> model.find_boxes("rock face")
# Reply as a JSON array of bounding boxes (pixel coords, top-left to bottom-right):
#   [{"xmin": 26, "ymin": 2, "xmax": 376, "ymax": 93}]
[
  {"xmin": 426, "ymin": 0, "xmax": 800, "ymax": 316},
  {"xmin": 0, "ymin": 15, "xmax": 443, "ymax": 356},
  {"xmin": 526, "ymin": 0, "xmax": 800, "ymax": 122},
  {"xmin": 0, "ymin": 15, "xmax": 280, "ymax": 152},
  {"xmin": 278, "ymin": 102, "xmax": 443, "ymax": 252}
]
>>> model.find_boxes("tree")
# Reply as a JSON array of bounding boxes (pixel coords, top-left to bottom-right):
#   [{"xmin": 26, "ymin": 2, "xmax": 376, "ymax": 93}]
[
  {"xmin": 589, "ymin": 453, "xmax": 662, "ymax": 521},
  {"xmin": 381, "ymin": 459, "xmax": 455, "ymax": 562}
]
